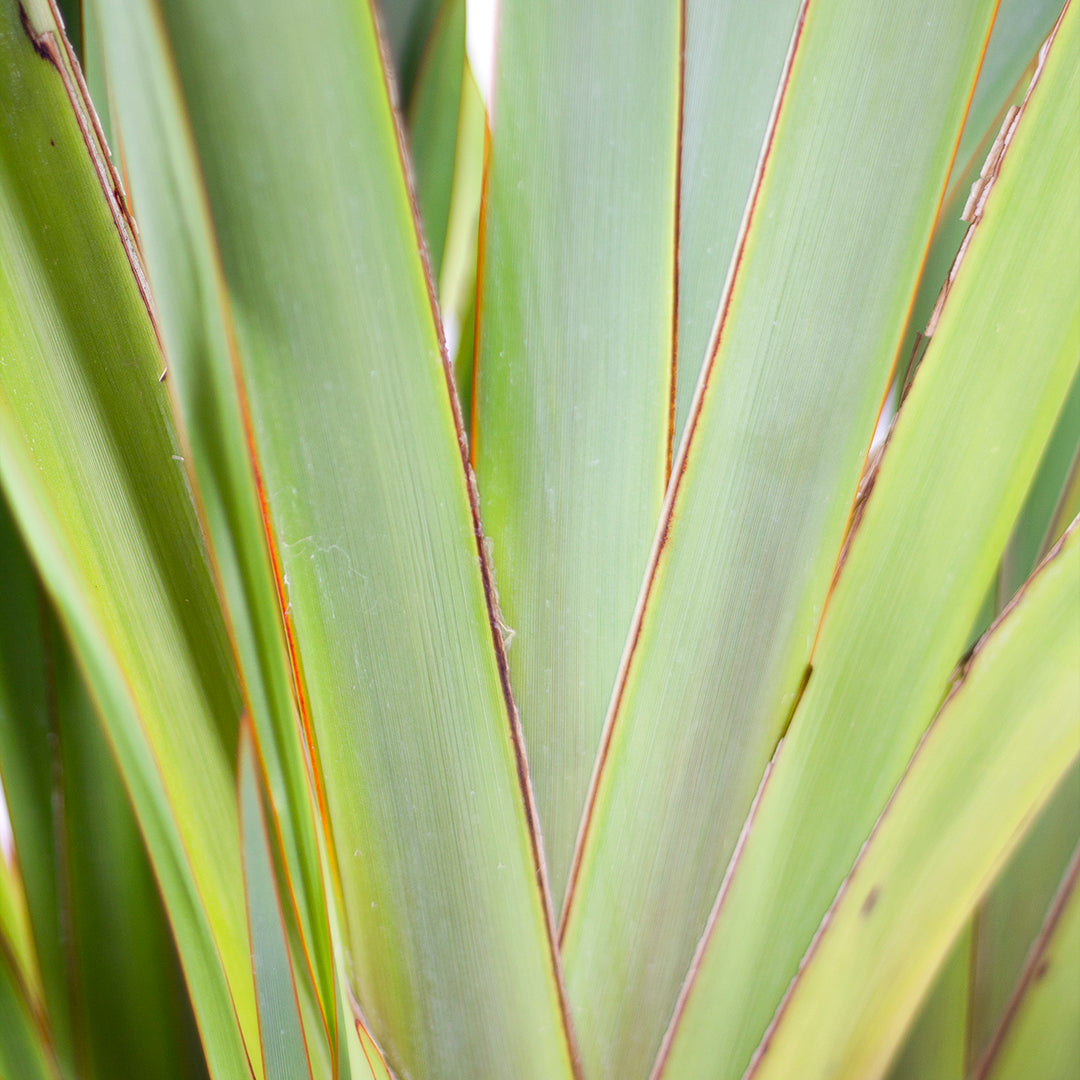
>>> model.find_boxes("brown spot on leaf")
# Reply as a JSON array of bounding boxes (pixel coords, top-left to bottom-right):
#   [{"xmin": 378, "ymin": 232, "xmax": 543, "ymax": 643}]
[{"xmin": 861, "ymin": 886, "xmax": 880, "ymax": 916}]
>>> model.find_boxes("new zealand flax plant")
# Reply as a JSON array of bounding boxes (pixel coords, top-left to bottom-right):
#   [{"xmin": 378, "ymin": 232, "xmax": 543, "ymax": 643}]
[{"xmin": 0, "ymin": 0, "xmax": 1077, "ymax": 1076}]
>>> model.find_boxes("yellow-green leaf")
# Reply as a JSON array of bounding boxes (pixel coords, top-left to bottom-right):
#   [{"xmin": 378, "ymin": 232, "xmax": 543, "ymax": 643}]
[
  {"xmin": 745, "ymin": 526, "xmax": 1080, "ymax": 1080},
  {"xmin": 654, "ymin": 9, "xmax": 1080, "ymax": 1076},
  {"xmin": 560, "ymin": 3, "xmax": 998, "ymax": 1075}
]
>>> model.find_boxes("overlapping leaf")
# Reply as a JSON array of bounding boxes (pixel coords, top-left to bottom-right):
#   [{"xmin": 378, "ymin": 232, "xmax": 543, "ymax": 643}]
[
  {"xmin": 0, "ymin": 4, "xmax": 257, "ymax": 1073},
  {"xmin": 745, "ymin": 525, "xmax": 1080, "ymax": 1080},
  {"xmin": 472, "ymin": 0, "xmax": 681, "ymax": 903},
  {"xmin": 91, "ymin": 0, "xmax": 578, "ymax": 1074},
  {"xmin": 655, "ymin": 9, "xmax": 1080, "ymax": 1076},
  {"xmin": 558, "ymin": 3, "xmax": 999, "ymax": 1075},
  {"xmin": 975, "ymin": 844, "xmax": 1080, "ymax": 1080}
]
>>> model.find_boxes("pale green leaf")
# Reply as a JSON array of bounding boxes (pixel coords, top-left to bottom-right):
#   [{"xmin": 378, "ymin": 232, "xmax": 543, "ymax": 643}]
[
  {"xmin": 473, "ymin": 0, "xmax": 681, "ymax": 904},
  {"xmin": 744, "ymin": 526, "xmax": 1080, "ymax": 1080},
  {"xmin": 653, "ymin": 10, "xmax": 1080, "ymax": 1076},
  {"xmin": 559, "ymin": 3, "xmax": 998, "ymax": 1075},
  {"xmin": 674, "ymin": 0, "xmax": 802, "ymax": 439},
  {"xmin": 94, "ymin": 0, "xmax": 577, "ymax": 1074}
]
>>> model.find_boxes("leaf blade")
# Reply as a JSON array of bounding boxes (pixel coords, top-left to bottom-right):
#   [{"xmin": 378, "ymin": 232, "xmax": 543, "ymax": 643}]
[
  {"xmin": 746, "ymin": 526, "xmax": 1080, "ymax": 1080},
  {"xmin": 96, "ymin": 0, "xmax": 579, "ymax": 1073},
  {"xmin": 975, "ymin": 843, "xmax": 1080, "ymax": 1080},
  {"xmin": 472, "ymin": 0, "xmax": 682, "ymax": 903},
  {"xmin": 0, "ymin": 5, "xmax": 259, "ymax": 1072},
  {"xmin": 559, "ymin": 3, "xmax": 999, "ymax": 1074},
  {"xmin": 654, "ymin": 9, "xmax": 1080, "ymax": 1075}
]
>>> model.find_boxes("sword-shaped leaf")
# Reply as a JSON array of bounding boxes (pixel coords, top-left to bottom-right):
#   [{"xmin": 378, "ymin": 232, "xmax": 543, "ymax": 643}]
[
  {"xmin": 239, "ymin": 725, "xmax": 313, "ymax": 1080},
  {"xmin": 0, "ymin": 3, "xmax": 258, "ymax": 1073},
  {"xmin": 406, "ymin": 0, "xmax": 466, "ymax": 279},
  {"xmin": 745, "ymin": 526, "xmax": 1080, "ymax": 1080},
  {"xmin": 559, "ymin": 3, "xmax": 998, "ymax": 1075},
  {"xmin": 85, "ymin": 0, "xmax": 335, "ymax": 1036},
  {"xmin": 92, "ymin": 0, "xmax": 578, "ymax": 1074},
  {"xmin": 472, "ymin": 0, "xmax": 682, "ymax": 902},
  {"xmin": 654, "ymin": 9, "xmax": 1080, "ymax": 1076},
  {"xmin": 0, "ymin": 497, "xmax": 208, "ymax": 1080},
  {"xmin": 969, "ymin": 762, "xmax": 1080, "ymax": 1061},
  {"xmin": 674, "ymin": 0, "xmax": 802, "ymax": 439}
]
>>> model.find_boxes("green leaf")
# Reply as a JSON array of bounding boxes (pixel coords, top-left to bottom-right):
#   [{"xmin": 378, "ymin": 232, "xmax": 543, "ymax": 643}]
[
  {"xmin": 969, "ymin": 759, "xmax": 1080, "ymax": 1059},
  {"xmin": 886, "ymin": 932, "xmax": 972, "ymax": 1080},
  {"xmin": 558, "ymin": 2, "xmax": 998, "ymax": 1075},
  {"xmin": 0, "ymin": 494, "xmax": 213, "ymax": 1080},
  {"xmin": 974, "ymin": 843, "xmax": 1080, "ymax": 1080},
  {"xmin": 0, "ymin": 4, "xmax": 258, "ymax": 1074},
  {"xmin": 674, "ymin": 0, "xmax": 802, "ymax": 439},
  {"xmin": 85, "ymin": 0, "xmax": 336, "ymax": 1038},
  {"xmin": 240, "ymin": 725, "xmax": 313, "ymax": 1080},
  {"xmin": 348, "ymin": 1016, "xmax": 396, "ymax": 1080},
  {"xmin": 743, "ymin": 526, "xmax": 1080, "ymax": 1080},
  {"xmin": 375, "ymin": 0, "xmax": 443, "ymax": 107},
  {"xmin": 407, "ymin": 0, "xmax": 466, "ymax": 279},
  {"xmin": 652, "ymin": 8, "xmax": 1080, "ymax": 1076},
  {"xmin": 1000, "ymin": 369, "xmax": 1080, "ymax": 601},
  {"xmin": 956, "ymin": 0, "xmax": 1064, "ymax": 178},
  {"xmin": 437, "ymin": 64, "xmax": 484, "ymax": 358},
  {"xmin": 94, "ymin": 0, "xmax": 577, "ymax": 1074},
  {"xmin": 0, "ymin": 848, "xmax": 40, "ymax": 1045},
  {"xmin": 896, "ymin": 0, "xmax": 1061, "ymax": 400},
  {"xmin": 473, "ymin": 0, "xmax": 681, "ymax": 903},
  {"xmin": 0, "ymin": 501, "xmax": 75, "ymax": 1074},
  {"xmin": 406, "ymin": 0, "xmax": 485, "ymax": 361},
  {"xmin": 0, "ymin": 948, "xmax": 60, "ymax": 1080}
]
